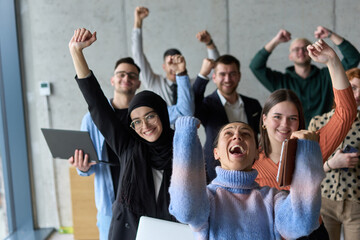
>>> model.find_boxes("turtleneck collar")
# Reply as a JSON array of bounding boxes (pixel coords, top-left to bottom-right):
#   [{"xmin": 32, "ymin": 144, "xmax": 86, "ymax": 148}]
[{"xmin": 211, "ymin": 167, "xmax": 259, "ymax": 194}]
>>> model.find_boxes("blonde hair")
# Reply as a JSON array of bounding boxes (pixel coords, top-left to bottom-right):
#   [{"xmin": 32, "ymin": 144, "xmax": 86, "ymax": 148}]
[{"xmin": 289, "ymin": 38, "xmax": 312, "ymax": 52}]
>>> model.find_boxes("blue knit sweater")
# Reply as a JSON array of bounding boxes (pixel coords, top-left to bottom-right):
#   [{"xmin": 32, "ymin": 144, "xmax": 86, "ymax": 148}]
[{"xmin": 169, "ymin": 116, "xmax": 325, "ymax": 239}]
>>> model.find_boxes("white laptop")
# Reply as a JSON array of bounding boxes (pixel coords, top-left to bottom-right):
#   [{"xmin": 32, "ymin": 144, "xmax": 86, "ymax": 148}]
[{"xmin": 136, "ymin": 216, "xmax": 195, "ymax": 240}]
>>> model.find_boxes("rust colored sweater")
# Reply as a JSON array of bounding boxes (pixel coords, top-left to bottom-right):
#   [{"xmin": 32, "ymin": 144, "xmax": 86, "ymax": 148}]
[{"xmin": 253, "ymin": 86, "xmax": 356, "ymax": 189}]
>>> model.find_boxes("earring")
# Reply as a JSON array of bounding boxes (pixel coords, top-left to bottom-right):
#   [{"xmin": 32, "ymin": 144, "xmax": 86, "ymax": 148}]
[{"xmin": 262, "ymin": 124, "xmax": 266, "ymax": 130}]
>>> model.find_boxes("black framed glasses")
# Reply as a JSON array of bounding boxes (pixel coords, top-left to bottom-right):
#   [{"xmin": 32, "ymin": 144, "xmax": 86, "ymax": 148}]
[{"xmin": 115, "ymin": 71, "xmax": 139, "ymax": 80}]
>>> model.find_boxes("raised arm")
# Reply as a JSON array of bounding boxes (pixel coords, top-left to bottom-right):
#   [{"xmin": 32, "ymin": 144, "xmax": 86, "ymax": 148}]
[
  {"xmin": 249, "ymin": 29, "xmax": 291, "ymax": 92},
  {"xmin": 265, "ymin": 29, "xmax": 291, "ymax": 53},
  {"xmin": 169, "ymin": 116, "xmax": 209, "ymax": 228},
  {"xmin": 315, "ymin": 26, "xmax": 360, "ymax": 70},
  {"xmin": 68, "ymin": 28, "xmax": 96, "ymax": 78},
  {"xmin": 69, "ymin": 29, "xmax": 133, "ymax": 159},
  {"xmin": 132, "ymin": 6, "xmax": 160, "ymax": 89},
  {"xmin": 307, "ymin": 39, "xmax": 357, "ymax": 160},
  {"xmin": 274, "ymin": 131, "xmax": 325, "ymax": 239},
  {"xmin": 193, "ymin": 58, "xmax": 215, "ymax": 122},
  {"xmin": 196, "ymin": 30, "xmax": 220, "ymax": 60},
  {"xmin": 314, "ymin": 26, "xmax": 343, "ymax": 46},
  {"xmin": 167, "ymin": 55, "xmax": 194, "ymax": 124},
  {"xmin": 308, "ymin": 39, "xmax": 348, "ymax": 89}
]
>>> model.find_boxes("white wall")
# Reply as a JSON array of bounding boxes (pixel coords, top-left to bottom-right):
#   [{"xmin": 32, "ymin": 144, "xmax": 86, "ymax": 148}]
[{"xmin": 17, "ymin": 0, "xmax": 360, "ymax": 228}]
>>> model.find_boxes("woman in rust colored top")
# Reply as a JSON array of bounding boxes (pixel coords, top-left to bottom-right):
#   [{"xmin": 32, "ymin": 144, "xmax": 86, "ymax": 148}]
[{"xmin": 253, "ymin": 39, "xmax": 357, "ymax": 239}]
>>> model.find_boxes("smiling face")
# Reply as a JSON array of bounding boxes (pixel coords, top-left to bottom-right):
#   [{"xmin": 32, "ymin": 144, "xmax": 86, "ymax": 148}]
[
  {"xmin": 212, "ymin": 63, "xmax": 241, "ymax": 98},
  {"xmin": 111, "ymin": 63, "xmax": 141, "ymax": 95},
  {"xmin": 162, "ymin": 55, "xmax": 176, "ymax": 82},
  {"xmin": 262, "ymin": 101, "xmax": 299, "ymax": 145},
  {"xmin": 213, "ymin": 122, "xmax": 258, "ymax": 171},
  {"xmin": 130, "ymin": 106, "xmax": 163, "ymax": 142},
  {"xmin": 289, "ymin": 39, "xmax": 311, "ymax": 67}
]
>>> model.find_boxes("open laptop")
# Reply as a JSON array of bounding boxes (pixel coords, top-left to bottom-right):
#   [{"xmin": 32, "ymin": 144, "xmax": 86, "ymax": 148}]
[
  {"xmin": 41, "ymin": 128, "xmax": 117, "ymax": 165},
  {"xmin": 136, "ymin": 216, "xmax": 195, "ymax": 240}
]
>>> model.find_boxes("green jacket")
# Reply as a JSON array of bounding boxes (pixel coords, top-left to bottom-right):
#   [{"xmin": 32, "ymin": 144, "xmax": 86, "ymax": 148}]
[{"xmin": 250, "ymin": 39, "xmax": 360, "ymax": 126}]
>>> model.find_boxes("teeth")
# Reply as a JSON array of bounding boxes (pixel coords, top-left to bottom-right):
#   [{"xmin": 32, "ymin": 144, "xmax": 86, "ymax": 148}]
[{"xmin": 230, "ymin": 145, "xmax": 244, "ymax": 154}]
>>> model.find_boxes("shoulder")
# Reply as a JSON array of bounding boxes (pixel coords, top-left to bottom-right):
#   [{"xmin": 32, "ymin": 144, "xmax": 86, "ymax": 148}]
[{"xmin": 240, "ymin": 94, "xmax": 261, "ymax": 105}]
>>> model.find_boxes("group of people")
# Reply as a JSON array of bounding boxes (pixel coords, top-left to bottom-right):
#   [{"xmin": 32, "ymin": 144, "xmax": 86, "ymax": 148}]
[{"xmin": 67, "ymin": 6, "xmax": 360, "ymax": 240}]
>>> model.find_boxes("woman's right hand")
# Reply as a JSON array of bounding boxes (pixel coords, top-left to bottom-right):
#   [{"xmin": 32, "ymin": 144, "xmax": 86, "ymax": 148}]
[
  {"xmin": 68, "ymin": 149, "xmax": 96, "ymax": 172},
  {"xmin": 290, "ymin": 130, "xmax": 320, "ymax": 142},
  {"xmin": 328, "ymin": 149, "xmax": 359, "ymax": 169}
]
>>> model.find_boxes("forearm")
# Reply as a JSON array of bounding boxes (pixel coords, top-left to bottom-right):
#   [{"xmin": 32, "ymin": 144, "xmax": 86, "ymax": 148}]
[
  {"xmin": 275, "ymin": 140, "xmax": 324, "ymax": 238},
  {"xmin": 329, "ymin": 31, "xmax": 344, "ymax": 46},
  {"xmin": 131, "ymin": 28, "xmax": 158, "ymax": 88},
  {"xmin": 167, "ymin": 75, "xmax": 194, "ymax": 125},
  {"xmin": 319, "ymin": 87, "xmax": 356, "ymax": 160},
  {"xmin": 264, "ymin": 38, "xmax": 280, "ymax": 53},
  {"xmin": 169, "ymin": 117, "xmax": 209, "ymax": 225},
  {"xmin": 76, "ymin": 73, "xmax": 131, "ymax": 156},
  {"xmin": 207, "ymin": 46, "xmax": 219, "ymax": 60},
  {"xmin": 327, "ymin": 56, "xmax": 349, "ymax": 90},
  {"xmin": 70, "ymin": 47, "xmax": 91, "ymax": 78}
]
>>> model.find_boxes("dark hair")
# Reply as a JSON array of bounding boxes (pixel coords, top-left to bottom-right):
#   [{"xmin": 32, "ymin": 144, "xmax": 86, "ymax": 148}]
[
  {"xmin": 213, "ymin": 121, "xmax": 259, "ymax": 150},
  {"xmin": 215, "ymin": 54, "xmax": 241, "ymax": 71},
  {"xmin": 260, "ymin": 89, "xmax": 305, "ymax": 157},
  {"xmin": 163, "ymin": 48, "xmax": 182, "ymax": 60},
  {"xmin": 114, "ymin": 57, "xmax": 141, "ymax": 73}
]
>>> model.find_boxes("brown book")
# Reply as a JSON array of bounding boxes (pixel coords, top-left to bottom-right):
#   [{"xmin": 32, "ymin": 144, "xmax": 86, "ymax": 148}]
[{"xmin": 277, "ymin": 138, "xmax": 298, "ymax": 187}]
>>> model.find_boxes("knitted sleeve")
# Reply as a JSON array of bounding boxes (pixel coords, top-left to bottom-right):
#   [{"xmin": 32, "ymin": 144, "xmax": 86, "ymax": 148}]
[
  {"xmin": 167, "ymin": 75, "xmax": 195, "ymax": 125},
  {"xmin": 169, "ymin": 116, "xmax": 210, "ymax": 229},
  {"xmin": 274, "ymin": 139, "xmax": 325, "ymax": 239},
  {"xmin": 318, "ymin": 87, "xmax": 356, "ymax": 161}
]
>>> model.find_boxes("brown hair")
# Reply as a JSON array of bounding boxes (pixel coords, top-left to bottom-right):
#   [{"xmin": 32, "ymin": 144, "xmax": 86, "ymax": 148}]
[
  {"xmin": 260, "ymin": 89, "xmax": 305, "ymax": 157},
  {"xmin": 214, "ymin": 54, "xmax": 240, "ymax": 72}
]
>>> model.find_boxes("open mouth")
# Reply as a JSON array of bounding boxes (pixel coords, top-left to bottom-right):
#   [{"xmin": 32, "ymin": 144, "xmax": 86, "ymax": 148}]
[{"xmin": 229, "ymin": 145, "xmax": 245, "ymax": 155}]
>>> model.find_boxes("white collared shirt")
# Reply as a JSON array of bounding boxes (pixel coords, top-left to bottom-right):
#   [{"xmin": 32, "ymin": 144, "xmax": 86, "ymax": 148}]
[{"xmin": 216, "ymin": 89, "xmax": 248, "ymax": 123}]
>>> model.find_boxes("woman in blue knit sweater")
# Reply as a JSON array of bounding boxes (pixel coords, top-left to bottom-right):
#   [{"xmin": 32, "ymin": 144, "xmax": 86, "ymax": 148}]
[{"xmin": 169, "ymin": 116, "xmax": 325, "ymax": 239}]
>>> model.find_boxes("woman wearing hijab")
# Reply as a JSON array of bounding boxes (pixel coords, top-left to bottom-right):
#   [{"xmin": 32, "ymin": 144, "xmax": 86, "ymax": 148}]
[{"xmin": 69, "ymin": 28, "xmax": 189, "ymax": 240}]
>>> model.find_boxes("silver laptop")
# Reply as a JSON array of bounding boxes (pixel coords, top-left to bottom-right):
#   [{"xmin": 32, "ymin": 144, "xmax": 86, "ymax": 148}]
[{"xmin": 136, "ymin": 216, "xmax": 195, "ymax": 240}]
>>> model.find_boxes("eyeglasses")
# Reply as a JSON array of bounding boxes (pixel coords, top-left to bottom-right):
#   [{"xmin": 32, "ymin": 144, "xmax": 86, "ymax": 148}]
[
  {"xmin": 290, "ymin": 47, "xmax": 307, "ymax": 53},
  {"xmin": 115, "ymin": 71, "xmax": 139, "ymax": 80},
  {"xmin": 130, "ymin": 113, "xmax": 158, "ymax": 130}
]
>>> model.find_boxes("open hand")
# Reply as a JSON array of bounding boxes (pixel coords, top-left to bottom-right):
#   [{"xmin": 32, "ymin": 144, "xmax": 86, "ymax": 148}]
[{"xmin": 307, "ymin": 39, "xmax": 336, "ymax": 64}]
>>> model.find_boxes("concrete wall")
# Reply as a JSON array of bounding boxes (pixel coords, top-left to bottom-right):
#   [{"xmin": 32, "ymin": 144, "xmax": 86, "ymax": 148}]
[{"xmin": 17, "ymin": 0, "xmax": 360, "ymax": 228}]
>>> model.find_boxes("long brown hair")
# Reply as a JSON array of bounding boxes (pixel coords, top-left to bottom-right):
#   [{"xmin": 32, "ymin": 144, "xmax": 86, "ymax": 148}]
[{"xmin": 260, "ymin": 89, "xmax": 305, "ymax": 157}]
